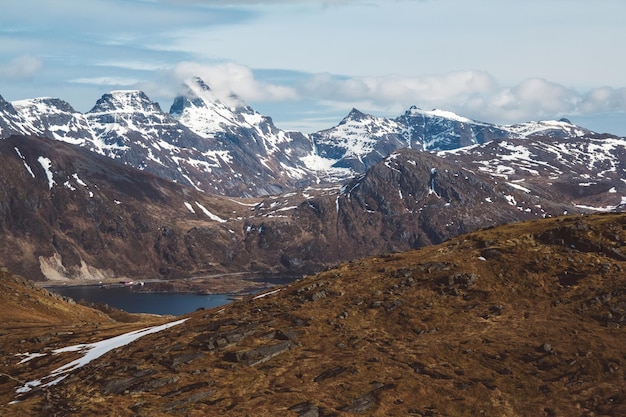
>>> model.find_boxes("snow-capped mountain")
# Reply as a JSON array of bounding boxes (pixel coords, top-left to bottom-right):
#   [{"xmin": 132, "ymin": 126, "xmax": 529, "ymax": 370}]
[
  {"xmin": 3, "ymin": 86, "xmax": 321, "ymax": 196},
  {"xmin": 311, "ymin": 106, "xmax": 597, "ymax": 174},
  {"xmin": 505, "ymin": 118, "xmax": 591, "ymax": 139},
  {"xmin": 310, "ymin": 108, "xmax": 406, "ymax": 171},
  {"xmin": 83, "ymin": 90, "xmax": 222, "ymax": 189},
  {"xmin": 438, "ymin": 134, "xmax": 626, "ymax": 212},
  {"xmin": 0, "ymin": 83, "xmax": 616, "ymax": 197},
  {"xmin": 0, "ymin": 95, "xmax": 33, "ymax": 137},
  {"xmin": 169, "ymin": 77, "xmax": 318, "ymax": 193},
  {"xmin": 12, "ymin": 97, "xmax": 97, "ymax": 149},
  {"xmin": 397, "ymin": 106, "xmax": 515, "ymax": 150}
]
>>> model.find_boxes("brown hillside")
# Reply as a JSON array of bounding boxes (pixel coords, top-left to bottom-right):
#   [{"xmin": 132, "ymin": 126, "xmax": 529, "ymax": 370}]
[{"xmin": 3, "ymin": 213, "xmax": 626, "ymax": 416}]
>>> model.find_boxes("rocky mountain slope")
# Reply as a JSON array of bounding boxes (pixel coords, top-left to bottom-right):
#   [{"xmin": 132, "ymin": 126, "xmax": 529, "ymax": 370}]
[
  {"xmin": 0, "ymin": 134, "xmax": 253, "ymax": 281},
  {"xmin": 1, "ymin": 85, "xmax": 610, "ymax": 197},
  {"xmin": 3, "ymin": 131, "xmax": 623, "ymax": 284},
  {"xmin": 311, "ymin": 106, "xmax": 596, "ymax": 174},
  {"xmin": 2, "ymin": 212, "xmax": 626, "ymax": 416}
]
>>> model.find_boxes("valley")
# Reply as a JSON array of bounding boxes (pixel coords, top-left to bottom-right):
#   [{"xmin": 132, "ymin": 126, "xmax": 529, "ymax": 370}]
[
  {"xmin": 1, "ymin": 212, "xmax": 625, "ymax": 416},
  {"xmin": 0, "ymin": 83, "xmax": 625, "ymax": 415}
]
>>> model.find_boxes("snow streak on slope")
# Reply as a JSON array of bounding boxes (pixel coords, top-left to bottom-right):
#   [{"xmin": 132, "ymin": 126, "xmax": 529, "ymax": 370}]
[{"xmin": 13, "ymin": 319, "xmax": 187, "ymax": 398}]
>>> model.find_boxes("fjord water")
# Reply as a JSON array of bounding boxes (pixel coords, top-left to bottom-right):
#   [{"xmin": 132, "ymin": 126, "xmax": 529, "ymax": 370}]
[{"xmin": 47, "ymin": 285, "xmax": 232, "ymax": 316}]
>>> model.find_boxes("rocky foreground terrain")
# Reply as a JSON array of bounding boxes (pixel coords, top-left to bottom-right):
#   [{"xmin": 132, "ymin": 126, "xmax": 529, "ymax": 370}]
[{"xmin": 2, "ymin": 212, "xmax": 626, "ymax": 416}]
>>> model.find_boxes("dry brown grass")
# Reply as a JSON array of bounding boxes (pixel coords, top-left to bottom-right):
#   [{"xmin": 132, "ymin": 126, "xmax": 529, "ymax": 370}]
[{"xmin": 2, "ymin": 213, "xmax": 626, "ymax": 416}]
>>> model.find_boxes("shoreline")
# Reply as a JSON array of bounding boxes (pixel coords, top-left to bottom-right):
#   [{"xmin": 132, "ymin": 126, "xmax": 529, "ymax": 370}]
[{"xmin": 39, "ymin": 273, "xmax": 301, "ymax": 297}]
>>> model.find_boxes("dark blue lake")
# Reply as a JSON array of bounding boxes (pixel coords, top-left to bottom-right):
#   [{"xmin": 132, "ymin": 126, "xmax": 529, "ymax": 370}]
[{"xmin": 46, "ymin": 285, "xmax": 233, "ymax": 316}]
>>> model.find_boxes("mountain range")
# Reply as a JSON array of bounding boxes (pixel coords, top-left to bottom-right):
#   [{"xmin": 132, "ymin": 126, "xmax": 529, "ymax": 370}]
[
  {"xmin": 2, "ymin": 76, "xmax": 626, "ymax": 416},
  {"xmin": 0, "ymin": 77, "xmax": 609, "ymax": 198},
  {"xmin": 0, "ymin": 77, "xmax": 625, "ymax": 282}
]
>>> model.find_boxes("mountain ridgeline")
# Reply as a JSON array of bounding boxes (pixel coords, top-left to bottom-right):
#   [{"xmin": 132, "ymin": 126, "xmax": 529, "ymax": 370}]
[
  {"xmin": 0, "ymin": 77, "xmax": 608, "ymax": 198},
  {"xmin": 0, "ymin": 78, "xmax": 625, "ymax": 282}
]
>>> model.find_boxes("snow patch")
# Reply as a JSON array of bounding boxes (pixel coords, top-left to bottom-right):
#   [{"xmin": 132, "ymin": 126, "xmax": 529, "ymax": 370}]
[
  {"xmin": 195, "ymin": 201, "xmax": 227, "ymax": 222},
  {"xmin": 506, "ymin": 182, "xmax": 531, "ymax": 193},
  {"xmin": 14, "ymin": 147, "xmax": 35, "ymax": 178},
  {"xmin": 37, "ymin": 157, "xmax": 55, "ymax": 189},
  {"xmin": 14, "ymin": 319, "xmax": 187, "ymax": 397},
  {"xmin": 252, "ymin": 288, "xmax": 282, "ymax": 300},
  {"xmin": 184, "ymin": 201, "xmax": 196, "ymax": 213}
]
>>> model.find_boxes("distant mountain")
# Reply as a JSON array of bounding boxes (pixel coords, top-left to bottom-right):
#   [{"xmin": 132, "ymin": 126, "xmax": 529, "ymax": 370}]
[
  {"xmin": 3, "ymin": 85, "xmax": 321, "ymax": 197},
  {"xmin": 312, "ymin": 106, "xmax": 596, "ymax": 173},
  {"xmin": 11, "ymin": 97, "xmax": 98, "ymax": 148},
  {"xmin": 437, "ymin": 133, "xmax": 626, "ymax": 212},
  {"xmin": 3, "ymin": 132, "xmax": 623, "ymax": 282},
  {"xmin": 0, "ymin": 134, "xmax": 249, "ymax": 281},
  {"xmin": 168, "ymin": 77, "xmax": 319, "ymax": 195},
  {"xmin": 0, "ymin": 83, "xmax": 608, "ymax": 197}
]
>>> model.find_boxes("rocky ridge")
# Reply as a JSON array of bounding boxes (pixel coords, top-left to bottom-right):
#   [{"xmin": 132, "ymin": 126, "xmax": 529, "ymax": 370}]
[
  {"xmin": 1, "ymin": 83, "xmax": 611, "ymax": 197},
  {"xmin": 3, "ymin": 132, "xmax": 624, "ymax": 283},
  {"xmin": 2, "ymin": 212, "xmax": 626, "ymax": 416}
]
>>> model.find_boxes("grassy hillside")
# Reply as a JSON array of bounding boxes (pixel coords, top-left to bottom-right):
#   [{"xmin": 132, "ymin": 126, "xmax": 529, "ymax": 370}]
[{"xmin": 2, "ymin": 213, "xmax": 626, "ymax": 416}]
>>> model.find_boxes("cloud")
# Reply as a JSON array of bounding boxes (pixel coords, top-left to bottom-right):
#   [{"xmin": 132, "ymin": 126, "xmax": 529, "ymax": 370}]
[
  {"xmin": 301, "ymin": 71, "xmax": 497, "ymax": 106},
  {"xmin": 69, "ymin": 77, "xmax": 143, "ymax": 87},
  {"xmin": 299, "ymin": 72, "xmax": 626, "ymax": 124},
  {"xmin": 162, "ymin": 61, "xmax": 298, "ymax": 103},
  {"xmin": 59, "ymin": 57, "xmax": 626, "ymax": 132},
  {"xmin": 469, "ymin": 79, "xmax": 626, "ymax": 123},
  {"xmin": 0, "ymin": 55, "xmax": 42, "ymax": 82}
]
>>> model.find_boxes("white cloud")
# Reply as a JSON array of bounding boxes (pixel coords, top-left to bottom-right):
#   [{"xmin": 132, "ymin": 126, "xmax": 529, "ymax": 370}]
[
  {"xmin": 69, "ymin": 77, "xmax": 143, "ymax": 87},
  {"xmin": 297, "ymin": 72, "xmax": 626, "ymax": 125},
  {"xmin": 165, "ymin": 61, "xmax": 298, "ymax": 102},
  {"xmin": 0, "ymin": 55, "xmax": 42, "ymax": 81},
  {"xmin": 301, "ymin": 71, "xmax": 497, "ymax": 106},
  {"xmin": 95, "ymin": 61, "xmax": 170, "ymax": 72}
]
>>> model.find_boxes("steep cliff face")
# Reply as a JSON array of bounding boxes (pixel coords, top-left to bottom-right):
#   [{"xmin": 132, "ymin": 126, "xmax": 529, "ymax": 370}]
[{"xmin": 0, "ymin": 95, "xmax": 30, "ymax": 137}]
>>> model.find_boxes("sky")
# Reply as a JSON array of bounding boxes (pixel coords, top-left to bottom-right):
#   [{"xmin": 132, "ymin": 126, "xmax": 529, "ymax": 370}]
[{"xmin": 1, "ymin": 0, "xmax": 625, "ymax": 135}]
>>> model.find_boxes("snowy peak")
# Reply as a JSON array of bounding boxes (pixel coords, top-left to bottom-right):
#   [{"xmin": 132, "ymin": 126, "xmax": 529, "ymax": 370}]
[
  {"xmin": 88, "ymin": 90, "xmax": 162, "ymax": 115},
  {"xmin": 400, "ymin": 106, "xmax": 514, "ymax": 150},
  {"xmin": 169, "ymin": 77, "xmax": 258, "ymax": 137},
  {"xmin": 340, "ymin": 108, "xmax": 370, "ymax": 124},
  {"xmin": 14, "ymin": 97, "xmax": 78, "ymax": 114},
  {"xmin": 310, "ymin": 108, "xmax": 405, "ymax": 172},
  {"xmin": 0, "ymin": 95, "xmax": 31, "ymax": 137},
  {"xmin": 504, "ymin": 119, "xmax": 592, "ymax": 139},
  {"xmin": 403, "ymin": 105, "xmax": 479, "ymax": 125},
  {"xmin": 11, "ymin": 97, "xmax": 96, "ymax": 146}
]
